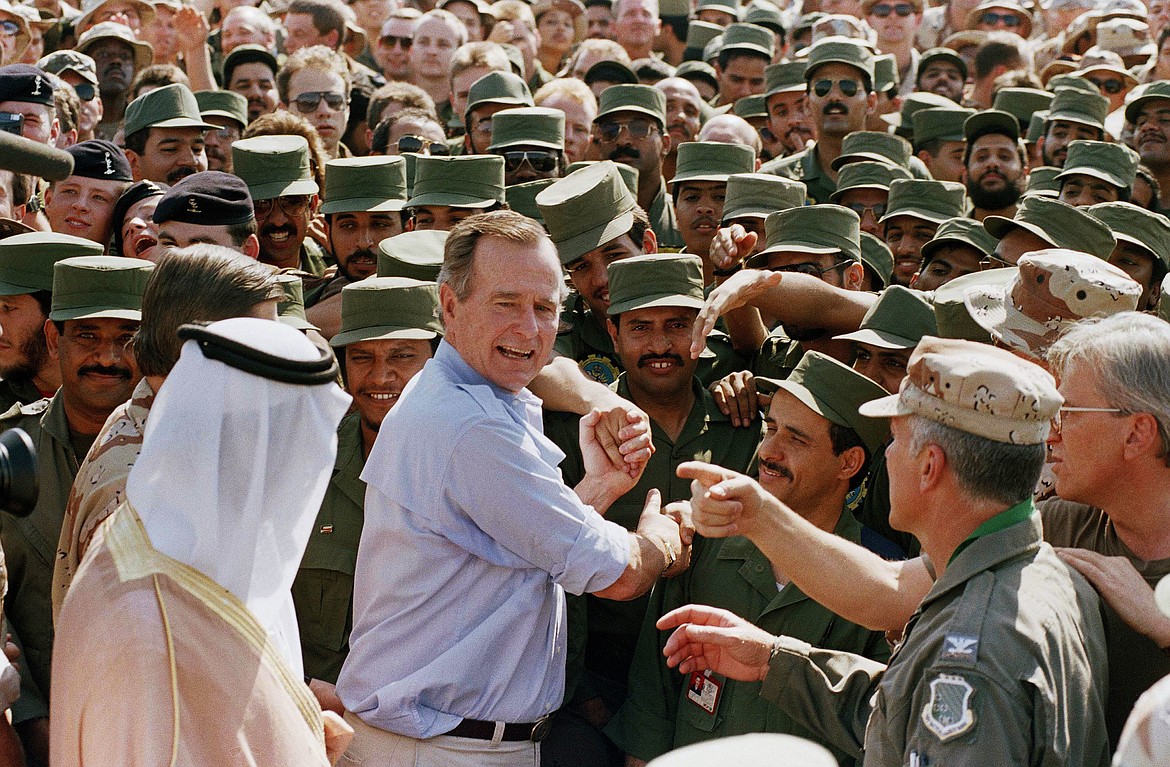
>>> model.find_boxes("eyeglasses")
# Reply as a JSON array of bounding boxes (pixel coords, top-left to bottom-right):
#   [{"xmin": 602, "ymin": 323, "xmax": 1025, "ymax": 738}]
[
  {"xmin": 72, "ymin": 82, "xmax": 97, "ymax": 102},
  {"xmin": 1088, "ymin": 77, "xmax": 1126, "ymax": 94},
  {"xmin": 812, "ymin": 78, "xmax": 861, "ymax": 98},
  {"xmin": 767, "ymin": 258, "xmax": 854, "ymax": 276},
  {"xmin": 978, "ymin": 11, "xmax": 1023, "ymax": 26},
  {"xmin": 870, "ymin": 2, "xmax": 915, "ymax": 17},
  {"xmin": 380, "ymin": 34, "xmax": 412, "ymax": 49},
  {"xmin": 0, "ymin": 20, "xmax": 19, "ymax": 38},
  {"xmin": 292, "ymin": 90, "xmax": 348, "ymax": 113},
  {"xmin": 844, "ymin": 202, "xmax": 887, "ymax": 219},
  {"xmin": 501, "ymin": 150, "xmax": 559, "ymax": 173},
  {"xmin": 594, "ymin": 118, "xmax": 659, "ymax": 142},
  {"xmin": 980, "ymin": 253, "xmax": 1014, "ymax": 270},
  {"xmin": 1051, "ymin": 405, "xmax": 1125, "ymax": 432},
  {"xmin": 254, "ymin": 194, "xmax": 312, "ymax": 218},
  {"xmin": 397, "ymin": 135, "xmax": 450, "ymax": 155}
]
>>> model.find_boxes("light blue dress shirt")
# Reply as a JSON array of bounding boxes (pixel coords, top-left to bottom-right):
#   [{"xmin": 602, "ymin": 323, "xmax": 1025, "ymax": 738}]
[{"xmin": 337, "ymin": 341, "xmax": 632, "ymax": 738}]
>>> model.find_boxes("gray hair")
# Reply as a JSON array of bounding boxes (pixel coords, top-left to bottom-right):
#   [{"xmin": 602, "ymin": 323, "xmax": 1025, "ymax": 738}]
[
  {"xmin": 1048, "ymin": 312, "xmax": 1170, "ymax": 465},
  {"xmin": 907, "ymin": 415, "xmax": 1046, "ymax": 506},
  {"xmin": 439, "ymin": 210, "xmax": 565, "ymax": 302}
]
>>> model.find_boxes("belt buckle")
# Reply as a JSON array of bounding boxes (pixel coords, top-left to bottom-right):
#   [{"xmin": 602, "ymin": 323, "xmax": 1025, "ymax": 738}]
[{"xmin": 530, "ymin": 715, "xmax": 552, "ymax": 742}]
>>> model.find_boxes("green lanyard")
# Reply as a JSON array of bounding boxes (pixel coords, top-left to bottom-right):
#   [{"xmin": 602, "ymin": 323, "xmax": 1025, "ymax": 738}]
[{"xmin": 948, "ymin": 499, "xmax": 1035, "ymax": 565}]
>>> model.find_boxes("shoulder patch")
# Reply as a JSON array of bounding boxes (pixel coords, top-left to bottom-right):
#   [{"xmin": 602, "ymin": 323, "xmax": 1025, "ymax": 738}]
[
  {"xmin": 940, "ymin": 634, "xmax": 979, "ymax": 663},
  {"xmin": 921, "ymin": 673, "xmax": 976, "ymax": 741},
  {"xmin": 579, "ymin": 354, "xmax": 619, "ymax": 385}
]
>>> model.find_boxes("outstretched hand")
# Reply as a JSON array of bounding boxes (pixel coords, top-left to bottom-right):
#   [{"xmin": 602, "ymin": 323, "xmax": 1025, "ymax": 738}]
[
  {"xmin": 657, "ymin": 604, "xmax": 776, "ymax": 681},
  {"xmin": 690, "ymin": 270, "xmax": 784, "ymax": 360}
]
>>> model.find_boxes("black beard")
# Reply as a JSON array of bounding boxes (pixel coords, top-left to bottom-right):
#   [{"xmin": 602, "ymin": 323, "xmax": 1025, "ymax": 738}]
[
  {"xmin": 0, "ymin": 327, "xmax": 48, "ymax": 382},
  {"xmin": 967, "ymin": 176, "xmax": 1023, "ymax": 211}
]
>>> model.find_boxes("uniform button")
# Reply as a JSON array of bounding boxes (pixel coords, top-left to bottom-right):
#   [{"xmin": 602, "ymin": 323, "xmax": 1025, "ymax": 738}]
[{"xmin": 755, "ymin": 564, "xmax": 765, "ymax": 572}]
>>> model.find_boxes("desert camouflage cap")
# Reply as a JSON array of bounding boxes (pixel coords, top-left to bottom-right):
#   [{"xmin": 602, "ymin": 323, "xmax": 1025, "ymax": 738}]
[
  {"xmin": 836, "ymin": 284, "xmax": 938, "ymax": 350},
  {"xmin": 607, "ymin": 254, "xmax": 705, "ymax": 316},
  {"xmin": 37, "ymin": 50, "xmax": 98, "ymax": 85},
  {"xmin": 964, "ymin": 248, "xmax": 1142, "ymax": 357},
  {"xmin": 330, "ymin": 276, "xmax": 442, "ymax": 347},
  {"xmin": 859, "ymin": 336, "xmax": 1061, "ymax": 444},
  {"xmin": 723, "ymin": 173, "xmax": 807, "ymax": 221},
  {"xmin": 377, "ymin": 230, "xmax": 447, "ymax": 281},
  {"xmin": 75, "ymin": 21, "xmax": 152, "ymax": 72}
]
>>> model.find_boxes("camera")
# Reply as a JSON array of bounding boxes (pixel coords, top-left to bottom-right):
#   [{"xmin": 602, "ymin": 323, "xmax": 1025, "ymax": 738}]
[{"xmin": 0, "ymin": 429, "xmax": 37, "ymax": 517}]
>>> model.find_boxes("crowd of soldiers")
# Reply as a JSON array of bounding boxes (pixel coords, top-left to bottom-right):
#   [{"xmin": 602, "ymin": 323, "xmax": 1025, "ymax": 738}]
[{"xmin": 0, "ymin": 0, "xmax": 1168, "ymax": 763}]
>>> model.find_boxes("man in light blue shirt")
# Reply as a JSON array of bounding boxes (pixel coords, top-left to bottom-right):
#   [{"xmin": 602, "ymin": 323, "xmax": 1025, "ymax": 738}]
[{"xmin": 336, "ymin": 210, "xmax": 685, "ymax": 767}]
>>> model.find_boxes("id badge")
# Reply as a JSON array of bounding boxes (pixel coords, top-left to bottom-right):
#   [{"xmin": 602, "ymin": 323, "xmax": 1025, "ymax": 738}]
[{"xmin": 685, "ymin": 670, "xmax": 723, "ymax": 715}]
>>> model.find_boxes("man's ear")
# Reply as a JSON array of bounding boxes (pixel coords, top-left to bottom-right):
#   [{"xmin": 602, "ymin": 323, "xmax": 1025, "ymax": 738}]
[{"xmin": 44, "ymin": 318, "xmax": 60, "ymax": 362}]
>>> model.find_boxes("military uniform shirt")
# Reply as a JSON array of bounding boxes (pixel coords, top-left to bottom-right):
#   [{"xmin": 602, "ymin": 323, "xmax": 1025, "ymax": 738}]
[
  {"xmin": 0, "ymin": 377, "xmax": 45, "ymax": 414},
  {"xmin": 292, "ymin": 412, "xmax": 367, "ymax": 684},
  {"xmin": 648, "ymin": 178, "xmax": 685, "ymax": 250},
  {"xmin": 760, "ymin": 144, "xmax": 835, "ymax": 205}
]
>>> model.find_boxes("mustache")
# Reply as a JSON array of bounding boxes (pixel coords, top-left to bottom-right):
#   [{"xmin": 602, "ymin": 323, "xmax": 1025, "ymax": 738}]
[
  {"xmin": 822, "ymin": 101, "xmax": 847, "ymax": 115},
  {"xmin": 166, "ymin": 166, "xmax": 197, "ymax": 184},
  {"xmin": 759, "ymin": 458, "xmax": 793, "ymax": 481},
  {"xmin": 637, "ymin": 353, "xmax": 683, "ymax": 368},
  {"xmin": 609, "ymin": 146, "xmax": 640, "ymax": 161},
  {"xmin": 689, "ymin": 216, "xmax": 719, "ymax": 229},
  {"xmin": 348, "ymin": 248, "xmax": 378, "ymax": 262},
  {"xmin": 261, "ymin": 224, "xmax": 296, "ymax": 237},
  {"xmin": 79, "ymin": 364, "xmax": 132, "ymax": 379}
]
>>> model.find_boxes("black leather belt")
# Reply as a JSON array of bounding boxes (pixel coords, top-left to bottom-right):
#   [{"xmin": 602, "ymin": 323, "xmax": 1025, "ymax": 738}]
[{"xmin": 447, "ymin": 715, "xmax": 552, "ymax": 742}]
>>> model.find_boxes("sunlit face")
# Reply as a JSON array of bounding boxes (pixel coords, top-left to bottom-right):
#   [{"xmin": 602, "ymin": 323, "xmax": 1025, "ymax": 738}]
[
  {"xmin": 286, "ymin": 67, "xmax": 349, "ymax": 156},
  {"xmin": 451, "ymin": 65, "xmax": 493, "ymax": 120},
  {"xmin": 48, "ymin": 317, "xmax": 141, "ymax": 417},
  {"xmin": 917, "ymin": 60, "xmax": 964, "ymax": 102},
  {"xmin": 883, "ymin": 215, "xmax": 938, "ymax": 287},
  {"xmin": 851, "ymin": 341, "xmax": 909, "ymax": 394},
  {"xmin": 585, "ymin": 3, "xmax": 614, "ymax": 39},
  {"xmin": 657, "ymin": 79, "xmax": 703, "ymax": 150},
  {"xmin": 0, "ymin": 100, "xmax": 55, "ymax": 144},
  {"xmin": 805, "ymin": 62, "xmax": 873, "ymax": 138},
  {"xmin": 45, "ymin": 175, "xmax": 126, "ymax": 245},
  {"xmin": 613, "ymin": 0, "xmax": 659, "ymax": 52},
  {"xmin": 758, "ymin": 388, "xmax": 858, "ymax": 510},
  {"xmin": 410, "ymin": 204, "xmax": 479, "ymax": 231},
  {"xmin": 1108, "ymin": 241, "xmax": 1161, "ymax": 310},
  {"xmin": 119, "ymin": 194, "xmax": 160, "ymax": 259},
  {"xmin": 913, "ymin": 244, "xmax": 982, "ymax": 290},
  {"xmin": 538, "ymin": 7, "xmax": 576, "ymax": 52},
  {"xmin": 716, "ymin": 53, "xmax": 768, "ymax": 105},
  {"xmin": 537, "ymin": 92, "xmax": 596, "ymax": 164},
  {"xmin": 766, "ymin": 90, "xmax": 814, "ymax": 155},
  {"xmin": 445, "ymin": 1, "xmax": 484, "ymax": 41},
  {"xmin": 222, "ymin": 10, "xmax": 276, "ymax": 53},
  {"xmin": 675, "ymin": 181, "xmax": 726, "ymax": 259},
  {"xmin": 1041, "ymin": 119, "xmax": 1101, "ymax": 167},
  {"xmin": 328, "ymin": 210, "xmax": 404, "ymax": 281},
  {"xmin": 410, "ymin": 15, "xmax": 462, "ymax": 80},
  {"xmin": 344, "ymin": 337, "xmax": 433, "ymax": 432},
  {"xmin": 228, "ymin": 61, "xmax": 279, "ymax": 123},
  {"xmin": 283, "ymin": 11, "xmax": 333, "ymax": 54},
  {"xmin": 0, "ymin": 293, "xmax": 49, "ymax": 382},
  {"xmin": 1046, "ymin": 361, "xmax": 1130, "ymax": 507},
  {"xmin": 611, "ymin": 305, "xmax": 699, "ymax": 401},
  {"xmin": 86, "ymin": 0, "xmax": 143, "ymax": 33},
  {"xmin": 90, "ymin": 38, "xmax": 135, "ymax": 98},
  {"xmin": 1135, "ymin": 102, "xmax": 1170, "ymax": 168},
  {"xmin": 565, "ymin": 232, "xmax": 642, "ymax": 317}
]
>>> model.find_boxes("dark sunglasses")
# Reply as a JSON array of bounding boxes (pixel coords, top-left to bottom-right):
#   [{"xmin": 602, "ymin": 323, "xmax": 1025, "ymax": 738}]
[
  {"xmin": 501, "ymin": 150, "xmax": 559, "ymax": 173},
  {"xmin": 1088, "ymin": 77, "xmax": 1126, "ymax": 94},
  {"xmin": 254, "ymin": 194, "xmax": 311, "ymax": 218},
  {"xmin": 844, "ymin": 202, "xmax": 888, "ymax": 219},
  {"xmin": 812, "ymin": 78, "xmax": 861, "ymax": 97},
  {"xmin": 979, "ymin": 11, "xmax": 1022, "ymax": 26},
  {"xmin": 594, "ymin": 117, "xmax": 658, "ymax": 142},
  {"xmin": 397, "ymin": 135, "xmax": 450, "ymax": 155},
  {"xmin": 72, "ymin": 82, "xmax": 97, "ymax": 102},
  {"xmin": 870, "ymin": 2, "xmax": 915, "ymax": 17},
  {"xmin": 292, "ymin": 90, "xmax": 347, "ymax": 113},
  {"xmin": 380, "ymin": 34, "xmax": 412, "ymax": 49},
  {"xmin": 767, "ymin": 258, "xmax": 853, "ymax": 276}
]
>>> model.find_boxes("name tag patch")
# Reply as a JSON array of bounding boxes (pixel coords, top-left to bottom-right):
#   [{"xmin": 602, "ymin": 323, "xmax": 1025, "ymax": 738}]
[{"xmin": 686, "ymin": 670, "xmax": 722, "ymax": 715}]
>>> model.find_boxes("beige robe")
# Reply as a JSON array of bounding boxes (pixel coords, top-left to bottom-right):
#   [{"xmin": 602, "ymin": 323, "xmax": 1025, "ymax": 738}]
[{"xmin": 51, "ymin": 504, "xmax": 331, "ymax": 767}]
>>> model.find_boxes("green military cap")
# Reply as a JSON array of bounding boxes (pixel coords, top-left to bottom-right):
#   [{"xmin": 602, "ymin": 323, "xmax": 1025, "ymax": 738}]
[
  {"xmin": 1125, "ymin": 80, "xmax": 1170, "ymax": 123},
  {"xmin": 49, "ymin": 256, "xmax": 154, "ymax": 322},
  {"xmin": 330, "ymin": 277, "xmax": 443, "ymax": 347},
  {"xmin": 719, "ymin": 23, "xmax": 773, "ymax": 58},
  {"xmin": 1026, "ymin": 110, "xmax": 1048, "ymax": 143},
  {"xmin": 505, "ymin": 178, "xmax": 557, "ymax": 224},
  {"xmin": 537, "ymin": 161, "xmax": 636, "ymax": 264},
  {"xmin": 322, "ymin": 156, "xmax": 407, "ymax": 215},
  {"xmin": 697, "ymin": 0, "xmax": 739, "ymax": 17},
  {"xmin": 880, "ymin": 178, "xmax": 967, "ymax": 225},
  {"xmin": 565, "ymin": 160, "xmax": 640, "ymax": 194},
  {"xmin": 764, "ymin": 61, "xmax": 806, "ymax": 98},
  {"xmin": 831, "ymin": 131, "xmax": 912, "ymax": 171},
  {"xmin": 645, "ymin": 734, "xmax": 837, "ymax": 767},
  {"xmin": 744, "ymin": 1, "xmax": 785, "ymax": 33},
  {"xmin": 804, "ymin": 35, "xmax": 875, "ymax": 88},
  {"xmin": 1048, "ymin": 85, "xmax": 1110, "ymax": 130},
  {"xmin": 606, "ymin": 254, "xmax": 705, "ymax": 316},
  {"xmin": 377, "ymin": 230, "xmax": 447, "ymax": 280},
  {"xmin": 123, "ymin": 82, "xmax": 215, "ymax": 139},
  {"xmin": 723, "ymin": 173, "xmax": 806, "ymax": 221},
  {"xmin": 964, "ymin": 108, "xmax": 1019, "ymax": 143},
  {"xmin": 830, "ymin": 161, "xmax": 912, "ymax": 201},
  {"xmin": 748, "ymin": 204, "xmax": 861, "ymax": 266},
  {"xmin": 676, "ymin": 60, "xmax": 720, "ymax": 95},
  {"xmin": 596, "ymin": 84, "xmax": 667, "ymax": 124},
  {"xmin": 921, "ymin": 216, "xmax": 998, "ymax": 264},
  {"xmin": 274, "ymin": 273, "xmax": 316, "ymax": 331},
  {"xmin": 1045, "ymin": 73, "xmax": 1097, "ymax": 94},
  {"xmin": 702, "ymin": 35, "xmax": 725, "ymax": 64},
  {"xmin": 917, "ymin": 47, "xmax": 967, "ymax": 81},
  {"xmin": 406, "ymin": 155, "xmax": 505, "ymax": 209},
  {"xmin": 733, "ymin": 95, "xmax": 767, "ymax": 119},
  {"xmin": 659, "ymin": 0, "xmax": 689, "ymax": 16},
  {"xmin": 232, "ymin": 135, "xmax": 320, "ymax": 201},
  {"xmin": 194, "ymin": 90, "xmax": 247, "ymax": 130},
  {"xmin": 860, "ymin": 335, "xmax": 1061, "ymax": 445},
  {"xmin": 0, "ymin": 232, "xmax": 104, "ymax": 296},
  {"xmin": 684, "ymin": 20, "xmax": 724, "ymax": 54},
  {"xmin": 984, "ymin": 195, "xmax": 1117, "ymax": 260},
  {"xmin": 488, "ymin": 107, "xmax": 565, "ymax": 151},
  {"xmin": 670, "ymin": 142, "xmax": 755, "ymax": 186},
  {"xmin": 881, "ymin": 91, "xmax": 959, "ymax": 136},
  {"xmin": 1055, "ymin": 140, "xmax": 1140, "ymax": 191},
  {"xmin": 991, "ymin": 88, "xmax": 1053, "ymax": 131},
  {"xmin": 859, "ymin": 231, "xmax": 893, "ymax": 289},
  {"xmin": 1089, "ymin": 201, "xmax": 1170, "ymax": 270},
  {"xmin": 1023, "ymin": 166, "xmax": 1061, "ymax": 198},
  {"xmin": 758, "ymin": 351, "xmax": 890, "ymax": 452},
  {"xmin": 465, "ymin": 71, "xmax": 534, "ymax": 117},
  {"xmin": 911, "ymin": 106, "xmax": 976, "ymax": 145},
  {"xmin": 1160, "ymin": 273, "xmax": 1170, "ymax": 323},
  {"xmin": 930, "ymin": 267, "xmax": 1013, "ymax": 342},
  {"xmin": 836, "ymin": 284, "xmax": 938, "ymax": 350},
  {"xmin": 874, "ymin": 54, "xmax": 899, "ymax": 94}
]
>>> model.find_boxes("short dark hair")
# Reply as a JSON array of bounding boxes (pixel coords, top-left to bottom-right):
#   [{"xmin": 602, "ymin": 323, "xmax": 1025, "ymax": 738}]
[
  {"xmin": 367, "ymin": 82, "xmax": 438, "ymax": 130},
  {"xmin": 129, "ymin": 64, "xmax": 189, "ymax": 102},
  {"xmin": 829, "ymin": 421, "xmax": 868, "ymax": 490},
  {"xmin": 974, "ymin": 37, "xmax": 1026, "ymax": 80},
  {"xmin": 717, "ymin": 48, "xmax": 770, "ymax": 73},
  {"xmin": 287, "ymin": 0, "xmax": 347, "ymax": 47},
  {"xmin": 661, "ymin": 14, "xmax": 688, "ymax": 42}
]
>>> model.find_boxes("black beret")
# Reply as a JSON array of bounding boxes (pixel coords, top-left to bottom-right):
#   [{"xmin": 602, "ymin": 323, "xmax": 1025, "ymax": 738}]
[
  {"xmin": 154, "ymin": 171, "xmax": 255, "ymax": 226},
  {"xmin": 66, "ymin": 140, "xmax": 133, "ymax": 182},
  {"xmin": 0, "ymin": 64, "xmax": 55, "ymax": 108}
]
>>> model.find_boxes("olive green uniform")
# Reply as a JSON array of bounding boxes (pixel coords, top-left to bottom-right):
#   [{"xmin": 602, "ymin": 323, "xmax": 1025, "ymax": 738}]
[
  {"xmin": 607, "ymin": 511, "xmax": 892, "ymax": 765},
  {"xmin": 0, "ymin": 377, "xmax": 45, "ymax": 414},
  {"xmin": 0, "ymin": 392, "xmax": 90, "ymax": 724},
  {"xmin": 648, "ymin": 179, "xmax": 685, "ymax": 250},
  {"xmin": 760, "ymin": 144, "xmax": 834, "ymax": 205},
  {"xmin": 759, "ymin": 503, "xmax": 1110, "ymax": 767},
  {"xmin": 292, "ymin": 411, "xmax": 366, "ymax": 684},
  {"xmin": 553, "ymin": 296, "xmax": 748, "ymax": 388}
]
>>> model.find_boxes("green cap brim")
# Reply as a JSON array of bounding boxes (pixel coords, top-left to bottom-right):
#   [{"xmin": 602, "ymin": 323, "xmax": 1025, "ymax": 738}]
[
  {"xmin": 768, "ymin": 378, "xmax": 851, "ymax": 429},
  {"xmin": 557, "ymin": 209, "xmax": 635, "ymax": 265},
  {"xmin": 148, "ymin": 116, "xmax": 217, "ymax": 131},
  {"xmin": 596, "ymin": 104, "xmax": 664, "ymax": 122},
  {"xmin": 982, "ymin": 216, "xmax": 1056, "ymax": 245},
  {"xmin": 406, "ymin": 193, "xmax": 499, "ymax": 208},
  {"xmin": 880, "ymin": 208, "xmax": 951, "ymax": 225},
  {"xmin": 749, "ymin": 242, "xmax": 839, "ymax": 264},
  {"xmin": 49, "ymin": 307, "xmax": 142, "ymax": 321},
  {"xmin": 488, "ymin": 137, "xmax": 564, "ymax": 151},
  {"xmin": 330, "ymin": 325, "xmax": 438, "ymax": 347},
  {"xmin": 199, "ymin": 109, "xmax": 246, "ymax": 127},
  {"xmin": 0, "ymin": 280, "xmax": 41, "ymax": 296},
  {"xmin": 249, "ymin": 179, "xmax": 321, "ymax": 201},
  {"xmin": 829, "ymin": 182, "xmax": 890, "ymax": 202},
  {"xmin": 833, "ymin": 327, "xmax": 918, "ymax": 349},
  {"xmin": 321, "ymin": 197, "xmax": 407, "ymax": 214},
  {"xmin": 606, "ymin": 292, "xmax": 705, "ymax": 316},
  {"xmin": 1054, "ymin": 166, "xmax": 1127, "ymax": 190},
  {"xmin": 668, "ymin": 171, "xmax": 733, "ymax": 186}
]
